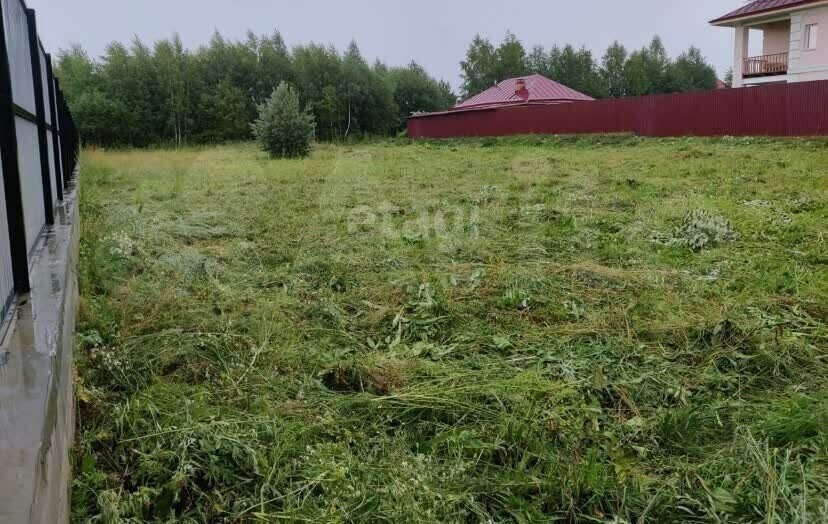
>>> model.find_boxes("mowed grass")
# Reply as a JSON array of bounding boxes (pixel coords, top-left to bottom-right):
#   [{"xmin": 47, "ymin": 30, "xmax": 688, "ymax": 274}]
[{"xmin": 73, "ymin": 136, "xmax": 828, "ymax": 522}]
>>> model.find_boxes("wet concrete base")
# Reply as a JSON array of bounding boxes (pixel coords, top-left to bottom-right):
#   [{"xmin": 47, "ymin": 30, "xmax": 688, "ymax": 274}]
[{"xmin": 0, "ymin": 180, "xmax": 79, "ymax": 524}]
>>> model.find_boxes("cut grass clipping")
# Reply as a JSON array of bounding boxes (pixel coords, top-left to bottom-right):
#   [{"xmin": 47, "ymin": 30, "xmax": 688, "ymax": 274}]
[{"xmin": 74, "ymin": 136, "xmax": 828, "ymax": 522}]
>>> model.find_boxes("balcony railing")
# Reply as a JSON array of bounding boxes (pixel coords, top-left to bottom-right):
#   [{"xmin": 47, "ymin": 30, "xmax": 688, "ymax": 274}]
[{"xmin": 743, "ymin": 52, "xmax": 788, "ymax": 78}]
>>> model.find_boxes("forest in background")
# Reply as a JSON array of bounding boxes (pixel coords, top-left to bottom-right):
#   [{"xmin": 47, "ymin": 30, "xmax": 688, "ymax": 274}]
[
  {"xmin": 56, "ymin": 31, "xmax": 454, "ymax": 146},
  {"xmin": 55, "ymin": 31, "xmax": 720, "ymax": 146}
]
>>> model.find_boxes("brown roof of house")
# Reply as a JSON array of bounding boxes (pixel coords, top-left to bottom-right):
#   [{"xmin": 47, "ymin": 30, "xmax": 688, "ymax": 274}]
[{"xmin": 711, "ymin": 0, "xmax": 825, "ymax": 24}]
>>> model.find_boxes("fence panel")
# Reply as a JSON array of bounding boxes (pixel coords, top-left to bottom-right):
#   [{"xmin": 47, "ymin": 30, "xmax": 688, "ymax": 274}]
[
  {"xmin": 38, "ymin": 43, "xmax": 47, "ymax": 122},
  {"xmin": 408, "ymin": 80, "xmax": 828, "ymax": 139},
  {"xmin": 15, "ymin": 116, "xmax": 44, "ymax": 253},
  {"xmin": 1, "ymin": 0, "xmax": 34, "ymax": 114},
  {"xmin": 49, "ymin": 73, "xmax": 63, "ymax": 189},
  {"xmin": 37, "ymin": 46, "xmax": 57, "ymax": 207},
  {"xmin": 0, "ymin": 149, "xmax": 12, "ymax": 319},
  {"xmin": 46, "ymin": 131, "xmax": 55, "ymax": 199}
]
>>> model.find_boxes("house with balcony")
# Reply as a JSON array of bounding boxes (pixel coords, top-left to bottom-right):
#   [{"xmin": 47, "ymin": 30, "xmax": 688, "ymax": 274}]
[{"xmin": 711, "ymin": 0, "xmax": 828, "ymax": 87}]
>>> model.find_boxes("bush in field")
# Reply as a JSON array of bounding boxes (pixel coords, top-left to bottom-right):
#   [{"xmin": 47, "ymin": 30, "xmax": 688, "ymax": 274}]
[{"xmin": 252, "ymin": 82, "xmax": 316, "ymax": 158}]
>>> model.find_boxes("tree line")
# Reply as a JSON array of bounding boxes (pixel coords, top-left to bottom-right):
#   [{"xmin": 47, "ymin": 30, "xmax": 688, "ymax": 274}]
[
  {"xmin": 55, "ymin": 31, "xmax": 455, "ymax": 146},
  {"xmin": 56, "ymin": 30, "xmax": 719, "ymax": 146},
  {"xmin": 461, "ymin": 33, "xmax": 718, "ymax": 99}
]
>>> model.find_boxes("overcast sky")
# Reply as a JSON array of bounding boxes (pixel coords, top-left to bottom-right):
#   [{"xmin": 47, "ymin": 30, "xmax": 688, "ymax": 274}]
[{"xmin": 27, "ymin": 0, "xmax": 748, "ymax": 90}]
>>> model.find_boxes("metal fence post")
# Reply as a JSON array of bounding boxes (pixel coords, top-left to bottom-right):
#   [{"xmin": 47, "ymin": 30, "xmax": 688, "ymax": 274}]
[
  {"xmin": 26, "ymin": 8, "xmax": 54, "ymax": 225},
  {"xmin": 0, "ymin": 0, "xmax": 31, "ymax": 293},
  {"xmin": 45, "ymin": 52, "xmax": 63, "ymax": 200}
]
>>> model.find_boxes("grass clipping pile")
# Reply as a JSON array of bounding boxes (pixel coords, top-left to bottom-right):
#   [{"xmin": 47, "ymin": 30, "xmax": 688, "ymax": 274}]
[
  {"xmin": 663, "ymin": 209, "xmax": 739, "ymax": 251},
  {"xmin": 73, "ymin": 136, "xmax": 828, "ymax": 523}
]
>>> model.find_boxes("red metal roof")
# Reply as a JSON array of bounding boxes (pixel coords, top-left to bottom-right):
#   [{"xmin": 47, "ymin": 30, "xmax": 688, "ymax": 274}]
[
  {"xmin": 453, "ymin": 74, "xmax": 593, "ymax": 110},
  {"xmin": 710, "ymin": 0, "xmax": 824, "ymax": 24}
]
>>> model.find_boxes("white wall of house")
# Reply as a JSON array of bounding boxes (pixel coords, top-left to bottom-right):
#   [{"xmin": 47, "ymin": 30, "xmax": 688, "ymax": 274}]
[
  {"xmin": 798, "ymin": 7, "xmax": 828, "ymax": 69},
  {"xmin": 785, "ymin": 7, "xmax": 828, "ymax": 83}
]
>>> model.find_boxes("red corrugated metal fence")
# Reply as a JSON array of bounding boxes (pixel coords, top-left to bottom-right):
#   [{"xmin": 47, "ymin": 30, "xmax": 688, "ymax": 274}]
[{"xmin": 407, "ymin": 80, "xmax": 828, "ymax": 138}]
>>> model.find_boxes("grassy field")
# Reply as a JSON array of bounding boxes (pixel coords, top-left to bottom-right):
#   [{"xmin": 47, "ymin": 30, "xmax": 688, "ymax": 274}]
[{"xmin": 73, "ymin": 136, "xmax": 827, "ymax": 522}]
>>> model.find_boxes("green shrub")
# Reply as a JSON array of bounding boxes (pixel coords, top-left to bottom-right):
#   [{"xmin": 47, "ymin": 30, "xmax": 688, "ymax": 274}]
[{"xmin": 251, "ymin": 82, "xmax": 316, "ymax": 158}]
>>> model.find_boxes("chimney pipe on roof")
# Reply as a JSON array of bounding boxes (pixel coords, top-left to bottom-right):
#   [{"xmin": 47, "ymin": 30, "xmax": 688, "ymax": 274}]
[{"xmin": 515, "ymin": 78, "xmax": 528, "ymax": 99}]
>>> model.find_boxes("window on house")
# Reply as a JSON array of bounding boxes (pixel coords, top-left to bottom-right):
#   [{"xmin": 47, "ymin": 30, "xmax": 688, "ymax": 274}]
[{"xmin": 805, "ymin": 24, "xmax": 819, "ymax": 50}]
